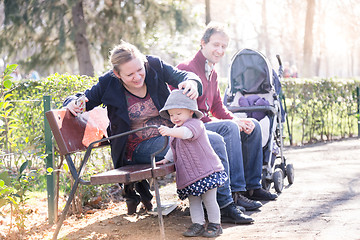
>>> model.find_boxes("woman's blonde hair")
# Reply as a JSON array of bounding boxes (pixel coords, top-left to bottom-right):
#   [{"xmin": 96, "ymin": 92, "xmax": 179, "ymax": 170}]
[{"xmin": 109, "ymin": 41, "xmax": 147, "ymax": 74}]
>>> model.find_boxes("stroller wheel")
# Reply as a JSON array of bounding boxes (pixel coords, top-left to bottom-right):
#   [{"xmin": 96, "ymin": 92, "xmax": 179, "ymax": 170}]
[
  {"xmin": 261, "ymin": 174, "xmax": 271, "ymax": 191},
  {"xmin": 286, "ymin": 163, "xmax": 295, "ymax": 184},
  {"xmin": 273, "ymin": 169, "xmax": 284, "ymax": 193}
]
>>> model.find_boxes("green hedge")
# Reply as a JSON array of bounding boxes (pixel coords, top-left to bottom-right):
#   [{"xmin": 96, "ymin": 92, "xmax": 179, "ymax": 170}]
[
  {"xmin": 1, "ymin": 74, "xmax": 98, "ymax": 169},
  {"xmin": 281, "ymin": 77, "xmax": 360, "ymax": 145},
  {"xmin": 1, "ymin": 72, "xmax": 109, "ymax": 208}
]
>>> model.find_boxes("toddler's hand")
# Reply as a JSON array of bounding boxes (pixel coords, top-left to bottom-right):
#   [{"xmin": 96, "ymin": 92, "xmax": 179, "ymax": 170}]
[
  {"xmin": 156, "ymin": 159, "xmax": 170, "ymax": 165},
  {"xmin": 158, "ymin": 125, "xmax": 171, "ymax": 136}
]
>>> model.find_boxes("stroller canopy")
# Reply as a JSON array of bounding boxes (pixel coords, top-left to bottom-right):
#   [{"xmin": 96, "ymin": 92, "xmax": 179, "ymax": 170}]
[{"xmin": 230, "ymin": 48, "xmax": 274, "ymax": 95}]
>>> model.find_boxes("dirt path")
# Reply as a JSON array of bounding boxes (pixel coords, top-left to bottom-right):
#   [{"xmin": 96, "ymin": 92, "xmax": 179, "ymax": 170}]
[{"xmin": 3, "ymin": 138, "xmax": 360, "ymax": 240}]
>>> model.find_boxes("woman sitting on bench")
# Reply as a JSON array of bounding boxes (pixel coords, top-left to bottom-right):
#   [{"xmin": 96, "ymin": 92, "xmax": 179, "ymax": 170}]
[{"xmin": 63, "ymin": 41, "xmax": 202, "ymax": 214}]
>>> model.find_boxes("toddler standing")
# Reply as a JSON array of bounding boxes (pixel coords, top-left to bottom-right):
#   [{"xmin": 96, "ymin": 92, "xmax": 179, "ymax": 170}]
[{"xmin": 158, "ymin": 89, "xmax": 227, "ymax": 238}]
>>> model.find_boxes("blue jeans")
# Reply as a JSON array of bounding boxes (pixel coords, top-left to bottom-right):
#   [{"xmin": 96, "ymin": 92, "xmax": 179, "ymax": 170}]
[
  {"xmin": 205, "ymin": 119, "xmax": 263, "ymax": 191},
  {"xmin": 206, "ymin": 131, "xmax": 233, "ymax": 208},
  {"xmin": 132, "ymin": 132, "xmax": 234, "ymax": 209},
  {"xmin": 131, "ymin": 135, "xmax": 170, "ymax": 164},
  {"xmin": 240, "ymin": 119, "xmax": 263, "ymax": 190}
]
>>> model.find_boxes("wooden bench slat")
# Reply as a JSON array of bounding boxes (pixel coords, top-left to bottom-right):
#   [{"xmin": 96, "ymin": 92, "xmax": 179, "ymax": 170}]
[
  {"xmin": 152, "ymin": 163, "xmax": 176, "ymax": 178},
  {"xmin": 90, "ymin": 163, "xmax": 175, "ymax": 185}
]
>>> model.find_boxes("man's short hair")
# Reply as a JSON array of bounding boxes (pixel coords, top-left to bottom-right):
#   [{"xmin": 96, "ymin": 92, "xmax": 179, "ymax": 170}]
[{"xmin": 201, "ymin": 22, "xmax": 230, "ymax": 44}]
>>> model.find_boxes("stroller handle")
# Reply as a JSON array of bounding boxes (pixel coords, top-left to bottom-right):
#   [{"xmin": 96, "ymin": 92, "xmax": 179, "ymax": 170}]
[
  {"xmin": 276, "ymin": 55, "xmax": 282, "ymax": 66},
  {"xmin": 276, "ymin": 54, "xmax": 283, "ymax": 77}
]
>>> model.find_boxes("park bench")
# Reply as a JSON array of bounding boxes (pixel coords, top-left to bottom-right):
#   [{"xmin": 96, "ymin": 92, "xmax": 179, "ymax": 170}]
[{"xmin": 45, "ymin": 107, "xmax": 175, "ymax": 240}]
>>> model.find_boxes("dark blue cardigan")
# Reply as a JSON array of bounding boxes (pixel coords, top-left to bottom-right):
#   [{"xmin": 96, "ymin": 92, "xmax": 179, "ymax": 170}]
[{"xmin": 64, "ymin": 55, "xmax": 202, "ymax": 168}]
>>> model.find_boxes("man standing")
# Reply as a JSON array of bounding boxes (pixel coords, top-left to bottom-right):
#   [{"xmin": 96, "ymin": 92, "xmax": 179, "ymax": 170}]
[{"xmin": 176, "ymin": 23, "xmax": 277, "ymax": 222}]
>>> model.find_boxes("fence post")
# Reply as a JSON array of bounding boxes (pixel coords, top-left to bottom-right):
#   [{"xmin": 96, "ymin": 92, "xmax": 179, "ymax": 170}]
[{"xmin": 44, "ymin": 95, "xmax": 55, "ymax": 224}]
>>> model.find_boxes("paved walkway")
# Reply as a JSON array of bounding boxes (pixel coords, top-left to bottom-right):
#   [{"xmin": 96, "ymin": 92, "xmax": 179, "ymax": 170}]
[{"xmin": 218, "ymin": 138, "xmax": 360, "ymax": 240}]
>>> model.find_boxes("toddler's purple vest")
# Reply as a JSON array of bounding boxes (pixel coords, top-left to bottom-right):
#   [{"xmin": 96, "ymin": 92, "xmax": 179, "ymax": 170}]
[{"xmin": 170, "ymin": 118, "xmax": 224, "ymax": 189}]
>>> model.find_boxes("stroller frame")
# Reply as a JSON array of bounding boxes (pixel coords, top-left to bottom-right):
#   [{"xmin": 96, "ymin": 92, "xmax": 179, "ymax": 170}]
[{"xmin": 224, "ymin": 48, "xmax": 294, "ymax": 193}]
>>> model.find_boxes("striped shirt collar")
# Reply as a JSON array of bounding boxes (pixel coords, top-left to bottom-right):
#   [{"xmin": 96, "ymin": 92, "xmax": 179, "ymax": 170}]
[{"xmin": 205, "ymin": 59, "xmax": 215, "ymax": 80}]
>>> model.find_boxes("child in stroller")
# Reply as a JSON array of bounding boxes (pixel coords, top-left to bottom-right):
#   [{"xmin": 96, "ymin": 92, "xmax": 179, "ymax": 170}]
[{"xmin": 224, "ymin": 48, "xmax": 294, "ymax": 192}]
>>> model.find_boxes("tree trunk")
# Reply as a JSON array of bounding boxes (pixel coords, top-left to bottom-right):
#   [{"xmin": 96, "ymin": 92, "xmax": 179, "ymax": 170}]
[
  {"xmin": 261, "ymin": 0, "xmax": 270, "ymax": 58},
  {"xmin": 205, "ymin": 0, "xmax": 211, "ymax": 25},
  {"xmin": 71, "ymin": 0, "xmax": 94, "ymax": 77},
  {"xmin": 302, "ymin": 0, "xmax": 315, "ymax": 77}
]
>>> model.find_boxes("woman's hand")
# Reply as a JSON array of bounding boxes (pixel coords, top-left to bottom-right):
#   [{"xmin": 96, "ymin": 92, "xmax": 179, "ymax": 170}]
[
  {"xmin": 178, "ymin": 80, "xmax": 199, "ymax": 99},
  {"xmin": 64, "ymin": 97, "xmax": 88, "ymax": 116}
]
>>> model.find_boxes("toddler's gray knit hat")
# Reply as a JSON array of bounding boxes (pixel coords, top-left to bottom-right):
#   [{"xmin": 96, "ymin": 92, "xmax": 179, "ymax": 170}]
[{"xmin": 159, "ymin": 89, "xmax": 203, "ymax": 119}]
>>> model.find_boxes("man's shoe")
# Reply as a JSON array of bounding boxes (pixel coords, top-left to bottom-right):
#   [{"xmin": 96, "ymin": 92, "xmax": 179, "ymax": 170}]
[
  {"xmin": 183, "ymin": 223, "xmax": 205, "ymax": 237},
  {"xmin": 235, "ymin": 204, "xmax": 246, "ymax": 213},
  {"xmin": 203, "ymin": 223, "xmax": 222, "ymax": 238},
  {"xmin": 220, "ymin": 203, "xmax": 254, "ymax": 224},
  {"xmin": 233, "ymin": 192, "xmax": 262, "ymax": 211},
  {"xmin": 245, "ymin": 188, "xmax": 278, "ymax": 201}
]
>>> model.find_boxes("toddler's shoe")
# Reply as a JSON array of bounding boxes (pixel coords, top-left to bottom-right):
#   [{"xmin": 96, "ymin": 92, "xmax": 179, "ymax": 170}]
[
  {"xmin": 203, "ymin": 223, "xmax": 222, "ymax": 238},
  {"xmin": 183, "ymin": 223, "xmax": 205, "ymax": 237}
]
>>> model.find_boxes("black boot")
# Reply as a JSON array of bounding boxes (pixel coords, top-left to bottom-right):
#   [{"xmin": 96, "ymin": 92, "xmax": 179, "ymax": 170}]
[
  {"xmin": 136, "ymin": 180, "xmax": 153, "ymax": 211},
  {"xmin": 124, "ymin": 183, "xmax": 141, "ymax": 214},
  {"xmin": 126, "ymin": 198, "xmax": 140, "ymax": 215}
]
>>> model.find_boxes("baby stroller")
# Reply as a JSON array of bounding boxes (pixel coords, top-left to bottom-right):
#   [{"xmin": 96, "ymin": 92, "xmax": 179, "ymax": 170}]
[{"xmin": 223, "ymin": 48, "xmax": 294, "ymax": 193}]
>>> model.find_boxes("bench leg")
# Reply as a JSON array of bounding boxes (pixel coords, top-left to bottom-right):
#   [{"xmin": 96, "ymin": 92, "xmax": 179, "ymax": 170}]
[
  {"xmin": 52, "ymin": 178, "xmax": 81, "ymax": 240},
  {"xmin": 153, "ymin": 176, "xmax": 165, "ymax": 240}
]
